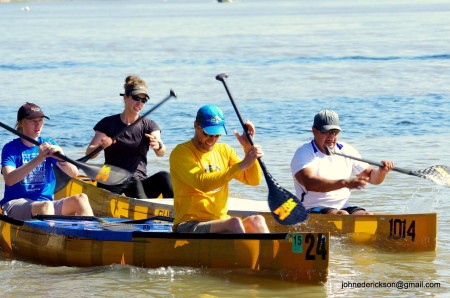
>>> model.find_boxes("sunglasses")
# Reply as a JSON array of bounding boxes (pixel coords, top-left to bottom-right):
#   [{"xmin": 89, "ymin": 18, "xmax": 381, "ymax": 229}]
[
  {"xmin": 202, "ymin": 130, "xmax": 221, "ymax": 139},
  {"xmin": 321, "ymin": 129, "xmax": 340, "ymax": 136},
  {"xmin": 130, "ymin": 95, "xmax": 149, "ymax": 104}
]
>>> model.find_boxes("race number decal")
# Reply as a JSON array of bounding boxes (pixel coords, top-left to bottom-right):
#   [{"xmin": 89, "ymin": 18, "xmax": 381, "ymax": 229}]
[
  {"xmin": 389, "ymin": 218, "xmax": 416, "ymax": 241},
  {"xmin": 292, "ymin": 234, "xmax": 303, "ymax": 253},
  {"xmin": 301, "ymin": 233, "xmax": 327, "ymax": 260}
]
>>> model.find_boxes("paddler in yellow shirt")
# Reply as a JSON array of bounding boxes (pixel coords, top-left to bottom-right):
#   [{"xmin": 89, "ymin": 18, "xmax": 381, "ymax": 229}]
[{"xmin": 170, "ymin": 105, "xmax": 269, "ymax": 233}]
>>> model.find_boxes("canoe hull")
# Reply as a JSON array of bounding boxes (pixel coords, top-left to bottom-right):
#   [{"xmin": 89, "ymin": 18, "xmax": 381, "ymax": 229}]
[
  {"xmin": 55, "ymin": 178, "xmax": 437, "ymax": 252},
  {"xmin": 0, "ymin": 215, "xmax": 329, "ymax": 284}
]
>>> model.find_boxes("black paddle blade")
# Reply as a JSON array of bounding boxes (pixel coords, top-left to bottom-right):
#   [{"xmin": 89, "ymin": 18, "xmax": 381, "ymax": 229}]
[
  {"xmin": 76, "ymin": 161, "xmax": 131, "ymax": 185},
  {"xmin": 53, "ymin": 161, "xmax": 131, "ymax": 192},
  {"xmin": 411, "ymin": 165, "xmax": 450, "ymax": 187},
  {"xmin": 265, "ymin": 173, "xmax": 308, "ymax": 225},
  {"xmin": 53, "ymin": 166, "xmax": 72, "ymax": 193}
]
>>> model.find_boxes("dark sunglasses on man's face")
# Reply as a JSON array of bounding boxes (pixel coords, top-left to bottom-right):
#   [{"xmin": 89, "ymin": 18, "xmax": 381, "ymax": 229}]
[
  {"xmin": 321, "ymin": 129, "xmax": 340, "ymax": 136},
  {"xmin": 202, "ymin": 130, "xmax": 221, "ymax": 139},
  {"xmin": 130, "ymin": 94, "xmax": 149, "ymax": 104}
]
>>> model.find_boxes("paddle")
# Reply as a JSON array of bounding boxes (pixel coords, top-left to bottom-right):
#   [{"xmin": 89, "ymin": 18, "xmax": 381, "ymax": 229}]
[
  {"xmin": 32, "ymin": 214, "xmax": 174, "ymax": 231},
  {"xmin": 324, "ymin": 146, "xmax": 450, "ymax": 187},
  {"xmin": 216, "ymin": 73, "xmax": 307, "ymax": 225},
  {"xmin": 0, "ymin": 121, "xmax": 131, "ymax": 185},
  {"xmin": 53, "ymin": 90, "xmax": 177, "ymax": 192}
]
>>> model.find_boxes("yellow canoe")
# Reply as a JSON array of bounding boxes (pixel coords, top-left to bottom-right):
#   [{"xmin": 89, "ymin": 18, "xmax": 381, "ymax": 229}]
[
  {"xmin": 56, "ymin": 178, "xmax": 437, "ymax": 252},
  {"xmin": 0, "ymin": 214, "xmax": 329, "ymax": 284}
]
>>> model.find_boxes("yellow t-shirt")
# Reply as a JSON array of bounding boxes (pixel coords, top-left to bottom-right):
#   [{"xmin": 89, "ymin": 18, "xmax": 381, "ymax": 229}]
[{"xmin": 170, "ymin": 140, "xmax": 262, "ymax": 227}]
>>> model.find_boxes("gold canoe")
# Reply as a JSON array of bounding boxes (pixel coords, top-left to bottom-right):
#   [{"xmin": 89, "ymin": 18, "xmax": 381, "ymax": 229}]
[
  {"xmin": 0, "ymin": 214, "xmax": 329, "ymax": 284},
  {"xmin": 55, "ymin": 178, "xmax": 437, "ymax": 252}
]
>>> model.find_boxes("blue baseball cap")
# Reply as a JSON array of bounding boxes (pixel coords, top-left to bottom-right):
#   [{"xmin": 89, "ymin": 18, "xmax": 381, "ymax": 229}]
[{"xmin": 196, "ymin": 105, "xmax": 227, "ymax": 135}]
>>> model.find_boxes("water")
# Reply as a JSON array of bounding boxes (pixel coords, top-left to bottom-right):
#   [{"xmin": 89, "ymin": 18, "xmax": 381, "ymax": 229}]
[{"xmin": 1, "ymin": 0, "xmax": 450, "ymax": 297}]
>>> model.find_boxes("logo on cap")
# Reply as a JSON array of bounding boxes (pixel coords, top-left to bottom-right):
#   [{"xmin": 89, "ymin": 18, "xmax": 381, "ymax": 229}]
[
  {"xmin": 313, "ymin": 109, "xmax": 341, "ymax": 132},
  {"xmin": 17, "ymin": 102, "xmax": 49, "ymax": 121},
  {"xmin": 210, "ymin": 116, "xmax": 222, "ymax": 124}
]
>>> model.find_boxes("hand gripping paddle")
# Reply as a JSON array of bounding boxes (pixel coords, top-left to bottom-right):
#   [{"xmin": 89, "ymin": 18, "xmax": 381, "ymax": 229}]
[
  {"xmin": 216, "ymin": 73, "xmax": 308, "ymax": 225},
  {"xmin": 0, "ymin": 122, "xmax": 131, "ymax": 186}
]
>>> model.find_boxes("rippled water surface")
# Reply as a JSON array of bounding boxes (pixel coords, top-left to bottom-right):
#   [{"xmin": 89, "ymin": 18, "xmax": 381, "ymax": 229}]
[{"xmin": 1, "ymin": 0, "xmax": 449, "ymax": 297}]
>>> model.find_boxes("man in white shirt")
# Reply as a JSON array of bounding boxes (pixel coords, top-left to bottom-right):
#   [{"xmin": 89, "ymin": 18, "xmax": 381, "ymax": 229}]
[{"xmin": 290, "ymin": 110, "xmax": 394, "ymax": 215}]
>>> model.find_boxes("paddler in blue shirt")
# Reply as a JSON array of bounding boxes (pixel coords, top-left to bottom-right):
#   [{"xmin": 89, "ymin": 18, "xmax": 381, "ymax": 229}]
[{"xmin": 1, "ymin": 102, "xmax": 94, "ymax": 220}]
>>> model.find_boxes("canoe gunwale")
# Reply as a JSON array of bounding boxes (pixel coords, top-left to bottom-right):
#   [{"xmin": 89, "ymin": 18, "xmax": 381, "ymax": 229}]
[
  {"xmin": 1, "ymin": 214, "xmax": 295, "ymax": 241},
  {"xmin": 0, "ymin": 214, "xmax": 24, "ymax": 226}
]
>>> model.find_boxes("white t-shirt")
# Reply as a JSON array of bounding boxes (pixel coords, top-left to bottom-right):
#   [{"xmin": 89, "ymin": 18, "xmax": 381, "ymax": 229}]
[{"xmin": 290, "ymin": 140, "xmax": 368, "ymax": 210}]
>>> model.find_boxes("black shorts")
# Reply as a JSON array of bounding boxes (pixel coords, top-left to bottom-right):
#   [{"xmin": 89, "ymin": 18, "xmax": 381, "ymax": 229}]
[
  {"xmin": 307, "ymin": 206, "xmax": 366, "ymax": 214},
  {"xmin": 173, "ymin": 221, "xmax": 212, "ymax": 233}
]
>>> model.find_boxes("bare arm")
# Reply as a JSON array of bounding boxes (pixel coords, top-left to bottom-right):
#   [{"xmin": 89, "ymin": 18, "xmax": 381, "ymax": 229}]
[
  {"xmin": 294, "ymin": 167, "xmax": 369, "ymax": 192},
  {"xmin": 361, "ymin": 161, "xmax": 395, "ymax": 185},
  {"xmin": 2, "ymin": 157, "xmax": 45, "ymax": 186},
  {"xmin": 145, "ymin": 130, "xmax": 166, "ymax": 157},
  {"xmin": 51, "ymin": 145, "xmax": 78, "ymax": 178},
  {"xmin": 85, "ymin": 131, "xmax": 112, "ymax": 159}
]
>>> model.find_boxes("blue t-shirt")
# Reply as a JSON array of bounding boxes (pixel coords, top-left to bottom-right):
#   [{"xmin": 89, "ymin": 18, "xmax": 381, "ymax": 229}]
[{"xmin": 1, "ymin": 137, "xmax": 58, "ymax": 206}]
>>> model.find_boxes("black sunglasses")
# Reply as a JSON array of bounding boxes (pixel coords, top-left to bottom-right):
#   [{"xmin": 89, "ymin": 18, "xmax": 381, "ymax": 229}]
[
  {"xmin": 202, "ymin": 130, "xmax": 221, "ymax": 139},
  {"xmin": 130, "ymin": 95, "xmax": 149, "ymax": 104},
  {"xmin": 321, "ymin": 129, "xmax": 340, "ymax": 136}
]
